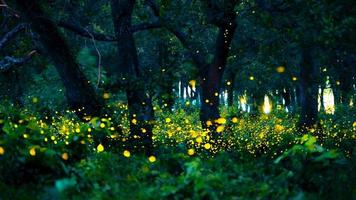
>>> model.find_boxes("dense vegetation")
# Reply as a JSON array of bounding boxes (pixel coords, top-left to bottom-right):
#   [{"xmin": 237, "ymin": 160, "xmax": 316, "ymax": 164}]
[{"xmin": 0, "ymin": 0, "xmax": 355, "ymax": 199}]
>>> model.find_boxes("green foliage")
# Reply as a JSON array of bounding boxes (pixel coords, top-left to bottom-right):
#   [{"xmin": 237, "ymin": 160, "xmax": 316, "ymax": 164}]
[{"xmin": 0, "ymin": 105, "xmax": 355, "ymax": 199}]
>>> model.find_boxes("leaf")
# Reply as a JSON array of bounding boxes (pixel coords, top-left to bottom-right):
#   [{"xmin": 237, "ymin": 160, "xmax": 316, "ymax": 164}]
[{"xmin": 315, "ymin": 150, "xmax": 339, "ymax": 162}]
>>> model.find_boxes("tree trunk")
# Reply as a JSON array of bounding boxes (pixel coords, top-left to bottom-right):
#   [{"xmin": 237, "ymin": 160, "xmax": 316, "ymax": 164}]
[
  {"xmin": 319, "ymin": 84, "xmax": 325, "ymax": 113},
  {"xmin": 157, "ymin": 41, "xmax": 174, "ymax": 111},
  {"xmin": 199, "ymin": 21, "xmax": 236, "ymax": 131},
  {"xmin": 227, "ymin": 72, "xmax": 235, "ymax": 107},
  {"xmin": 339, "ymin": 61, "xmax": 353, "ymax": 106},
  {"xmin": 249, "ymin": 93, "xmax": 264, "ymax": 116},
  {"xmin": 111, "ymin": 0, "xmax": 154, "ymax": 154},
  {"xmin": 14, "ymin": 0, "xmax": 102, "ymax": 119},
  {"xmin": 282, "ymin": 88, "xmax": 292, "ymax": 112},
  {"xmin": 298, "ymin": 48, "xmax": 319, "ymax": 132}
]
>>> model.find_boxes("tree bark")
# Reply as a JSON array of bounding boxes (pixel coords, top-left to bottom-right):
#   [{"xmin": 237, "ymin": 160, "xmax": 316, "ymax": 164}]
[
  {"xmin": 227, "ymin": 72, "xmax": 235, "ymax": 107},
  {"xmin": 339, "ymin": 60, "xmax": 354, "ymax": 106},
  {"xmin": 14, "ymin": 0, "xmax": 103, "ymax": 118},
  {"xmin": 298, "ymin": 47, "xmax": 319, "ymax": 132},
  {"xmin": 157, "ymin": 41, "xmax": 174, "ymax": 111},
  {"xmin": 111, "ymin": 0, "xmax": 154, "ymax": 154},
  {"xmin": 199, "ymin": 21, "xmax": 236, "ymax": 130}
]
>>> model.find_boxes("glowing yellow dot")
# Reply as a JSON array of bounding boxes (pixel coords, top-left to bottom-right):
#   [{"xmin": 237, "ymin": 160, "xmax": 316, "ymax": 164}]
[
  {"xmin": 97, "ymin": 144, "xmax": 104, "ymax": 152},
  {"xmin": 206, "ymin": 120, "xmax": 212, "ymax": 126},
  {"xmin": 165, "ymin": 118, "xmax": 171, "ymax": 123},
  {"xmin": 61, "ymin": 153, "xmax": 69, "ymax": 160},
  {"xmin": 148, "ymin": 156, "xmax": 156, "ymax": 163},
  {"xmin": 216, "ymin": 125, "xmax": 224, "ymax": 133},
  {"xmin": 32, "ymin": 97, "xmax": 38, "ymax": 103},
  {"xmin": 336, "ymin": 81, "xmax": 340, "ymax": 85},
  {"xmin": 185, "ymin": 101, "xmax": 190, "ymax": 106},
  {"xmin": 51, "ymin": 136, "xmax": 56, "ymax": 141},
  {"xmin": 123, "ymin": 150, "xmax": 131, "ymax": 158},
  {"xmin": 353, "ymin": 121, "xmax": 356, "ymax": 127},
  {"xmin": 29, "ymin": 148, "xmax": 36, "ymax": 156},
  {"xmin": 227, "ymin": 81, "xmax": 231, "ymax": 86},
  {"xmin": 231, "ymin": 117, "xmax": 238, "ymax": 123},
  {"xmin": 216, "ymin": 117, "xmax": 226, "ymax": 124},
  {"xmin": 259, "ymin": 133, "xmax": 265, "ymax": 139},
  {"xmin": 205, "ymin": 99, "xmax": 209, "ymax": 103},
  {"xmin": 249, "ymin": 76, "xmax": 254, "ymax": 80},
  {"xmin": 276, "ymin": 66, "xmax": 285, "ymax": 73},
  {"xmin": 204, "ymin": 143, "xmax": 211, "ymax": 150},
  {"xmin": 23, "ymin": 134, "xmax": 29, "ymax": 139},
  {"xmin": 196, "ymin": 137, "xmax": 203, "ymax": 143},
  {"xmin": 292, "ymin": 76, "xmax": 297, "ymax": 81},
  {"xmin": 0, "ymin": 146, "xmax": 4, "ymax": 155},
  {"xmin": 103, "ymin": 92, "xmax": 110, "ymax": 99},
  {"xmin": 214, "ymin": 92, "xmax": 219, "ymax": 96},
  {"xmin": 100, "ymin": 123, "xmax": 106, "ymax": 128},
  {"xmin": 187, "ymin": 149, "xmax": 195, "ymax": 156},
  {"xmin": 75, "ymin": 128, "xmax": 80, "ymax": 133},
  {"xmin": 141, "ymin": 128, "xmax": 147, "ymax": 133},
  {"xmin": 274, "ymin": 124, "xmax": 284, "ymax": 132},
  {"xmin": 132, "ymin": 119, "xmax": 137, "ymax": 125},
  {"xmin": 189, "ymin": 80, "xmax": 196, "ymax": 88}
]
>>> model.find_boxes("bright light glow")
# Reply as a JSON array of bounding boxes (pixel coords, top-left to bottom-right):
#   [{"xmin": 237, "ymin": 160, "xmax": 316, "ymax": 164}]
[
  {"xmin": 240, "ymin": 95, "xmax": 247, "ymax": 111},
  {"xmin": 263, "ymin": 95, "xmax": 272, "ymax": 114},
  {"xmin": 323, "ymin": 88, "xmax": 335, "ymax": 114}
]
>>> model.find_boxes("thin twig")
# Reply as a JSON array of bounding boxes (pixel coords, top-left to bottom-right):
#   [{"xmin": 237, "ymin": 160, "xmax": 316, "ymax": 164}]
[{"xmin": 84, "ymin": 28, "xmax": 102, "ymax": 90}]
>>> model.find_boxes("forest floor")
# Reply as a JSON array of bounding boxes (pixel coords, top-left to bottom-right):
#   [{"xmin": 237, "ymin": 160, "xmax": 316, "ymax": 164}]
[{"xmin": 0, "ymin": 104, "xmax": 355, "ymax": 199}]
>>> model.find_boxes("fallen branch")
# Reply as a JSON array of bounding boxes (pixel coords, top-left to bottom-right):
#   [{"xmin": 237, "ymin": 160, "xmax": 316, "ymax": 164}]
[{"xmin": 0, "ymin": 50, "xmax": 36, "ymax": 72}]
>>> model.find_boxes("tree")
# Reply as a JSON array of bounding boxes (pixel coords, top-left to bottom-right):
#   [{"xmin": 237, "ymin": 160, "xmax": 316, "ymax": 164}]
[
  {"xmin": 13, "ymin": 0, "xmax": 103, "ymax": 119},
  {"xmin": 110, "ymin": 0, "xmax": 155, "ymax": 154}
]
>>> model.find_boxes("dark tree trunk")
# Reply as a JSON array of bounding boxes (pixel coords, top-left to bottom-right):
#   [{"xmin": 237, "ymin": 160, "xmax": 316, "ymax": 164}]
[
  {"xmin": 227, "ymin": 72, "xmax": 235, "ymax": 107},
  {"xmin": 298, "ymin": 48, "xmax": 319, "ymax": 131},
  {"xmin": 199, "ymin": 21, "xmax": 236, "ymax": 131},
  {"xmin": 282, "ymin": 88, "xmax": 292, "ymax": 112},
  {"xmin": 158, "ymin": 41, "xmax": 174, "ymax": 112},
  {"xmin": 319, "ymin": 84, "xmax": 325, "ymax": 113},
  {"xmin": 250, "ymin": 93, "xmax": 264, "ymax": 116},
  {"xmin": 339, "ymin": 61, "xmax": 353, "ymax": 106},
  {"xmin": 290, "ymin": 87, "xmax": 297, "ymax": 114},
  {"xmin": 157, "ymin": 41, "xmax": 174, "ymax": 111},
  {"xmin": 111, "ymin": 0, "xmax": 154, "ymax": 154},
  {"xmin": 14, "ymin": 0, "xmax": 102, "ymax": 119},
  {"xmin": 296, "ymin": 85, "xmax": 301, "ymax": 108}
]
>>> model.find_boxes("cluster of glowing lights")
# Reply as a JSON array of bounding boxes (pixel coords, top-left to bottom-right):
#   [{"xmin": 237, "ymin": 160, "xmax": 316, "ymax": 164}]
[{"xmin": 0, "ymin": 100, "xmax": 355, "ymax": 163}]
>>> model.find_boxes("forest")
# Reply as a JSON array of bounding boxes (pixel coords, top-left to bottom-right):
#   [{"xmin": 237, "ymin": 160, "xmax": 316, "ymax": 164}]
[{"xmin": 0, "ymin": 0, "xmax": 355, "ymax": 199}]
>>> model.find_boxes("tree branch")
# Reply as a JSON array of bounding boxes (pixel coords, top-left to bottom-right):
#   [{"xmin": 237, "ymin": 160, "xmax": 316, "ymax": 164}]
[
  {"xmin": 58, "ymin": 20, "xmax": 162, "ymax": 42},
  {"xmin": 57, "ymin": 20, "xmax": 116, "ymax": 41},
  {"xmin": 0, "ymin": 23, "xmax": 28, "ymax": 50},
  {"xmin": 133, "ymin": 21, "xmax": 162, "ymax": 32},
  {"xmin": 145, "ymin": 0, "xmax": 207, "ymax": 67},
  {"xmin": 0, "ymin": 50, "xmax": 36, "ymax": 72},
  {"xmin": 166, "ymin": 26, "xmax": 206, "ymax": 67}
]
